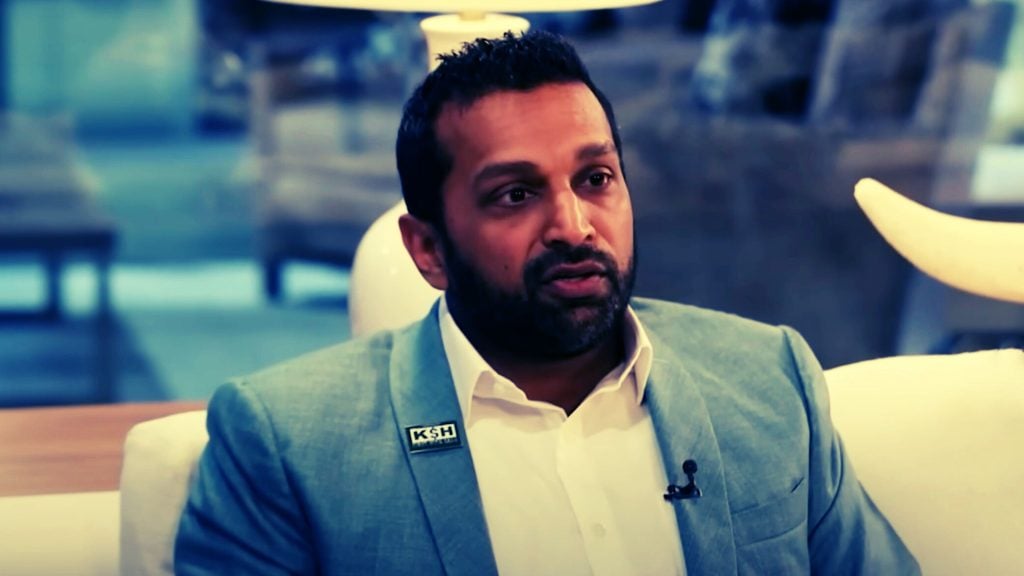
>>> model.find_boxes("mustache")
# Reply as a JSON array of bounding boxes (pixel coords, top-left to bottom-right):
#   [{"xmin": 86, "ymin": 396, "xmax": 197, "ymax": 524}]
[{"xmin": 524, "ymin": 245, "xmax": 619, "ymax": 286}]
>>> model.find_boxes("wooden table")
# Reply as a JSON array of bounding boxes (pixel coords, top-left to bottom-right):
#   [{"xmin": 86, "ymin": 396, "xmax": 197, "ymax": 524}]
[
  {"xmin": 0, "ymin": 401, "xmax": 205, "ymax": 496},
  {"xmin": 0, "ymin": 206, "xmax": 117, "ymax": 319},
  {"xmin": 0, "ymin": 206, "xmax": 119, "ymax": 401}
]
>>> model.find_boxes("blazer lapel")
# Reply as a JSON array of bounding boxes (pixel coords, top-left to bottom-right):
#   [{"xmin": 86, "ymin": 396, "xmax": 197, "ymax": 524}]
[
  {"xmin": 646, "ymin": 335, "xmax": 739, "ymax": 576},
  {"xmin": 388, "ymin": 305, "xmax": 499, "ymax": 576}
]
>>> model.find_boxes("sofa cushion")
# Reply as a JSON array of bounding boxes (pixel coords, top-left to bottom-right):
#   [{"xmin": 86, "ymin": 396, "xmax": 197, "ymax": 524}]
[{"xmin": 0, "ymin": 491, "xmax": 120, "ymax": 576}]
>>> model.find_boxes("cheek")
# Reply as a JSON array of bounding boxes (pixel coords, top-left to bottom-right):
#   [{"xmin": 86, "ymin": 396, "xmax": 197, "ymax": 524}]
[
  {"xmin": 489, "ymin": 246, "xmax": 527, "ymax": 284},
  {"xmin": 459, "ymin": 230, "xmax": 531, "ymax": 286},
  {"xmin": 615, "ymin": 234, "xmax": 634, "ymax": 272},
  {"xmin": 595, "ymin": 205, "xmax": 634, "ymax": 260},
  {"xmin": 478, "ymin": 224, "xmax": 535, "ymax": 269}
]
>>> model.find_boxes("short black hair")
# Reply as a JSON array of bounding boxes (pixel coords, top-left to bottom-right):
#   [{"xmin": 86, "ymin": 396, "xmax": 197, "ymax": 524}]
[{"xmin": 395, "ymin": 30, "xmax": 624, "ymax": 229}]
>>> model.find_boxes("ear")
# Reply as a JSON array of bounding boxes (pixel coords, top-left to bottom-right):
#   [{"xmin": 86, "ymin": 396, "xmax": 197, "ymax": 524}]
[{"xmin": 398, "ymin": 213, "xmax": 449, "ymax": 291}]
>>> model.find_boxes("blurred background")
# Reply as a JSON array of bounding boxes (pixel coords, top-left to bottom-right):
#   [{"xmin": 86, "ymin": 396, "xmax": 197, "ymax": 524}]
[{"xmin": 1, "ymin": 0, "xmax": 1022, "ymax": 407}]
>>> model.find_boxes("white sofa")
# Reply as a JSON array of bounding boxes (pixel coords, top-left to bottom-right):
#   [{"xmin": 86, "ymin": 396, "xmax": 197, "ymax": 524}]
[{"xmin": 825, "ymin": 349, "xmax": 1024, "ymax": 575}]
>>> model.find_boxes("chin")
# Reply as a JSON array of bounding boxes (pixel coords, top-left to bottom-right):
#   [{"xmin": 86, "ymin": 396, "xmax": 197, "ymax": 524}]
[{"xmin": 546, "ymin": 305, "xmax": 622, "ymax": 351}]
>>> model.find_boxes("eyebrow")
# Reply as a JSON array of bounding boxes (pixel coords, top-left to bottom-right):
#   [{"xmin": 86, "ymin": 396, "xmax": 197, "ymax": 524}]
[
  {"xmin": 473, "ymin": 161, "xmax": 538, "ymax": 188},
  {"xmin": 577, "ymin": 141, "xmax": 617, "ymax": 161},
  {"xmin": 471, "ymin": 141, "xmax": 618, "ymax": 188}
]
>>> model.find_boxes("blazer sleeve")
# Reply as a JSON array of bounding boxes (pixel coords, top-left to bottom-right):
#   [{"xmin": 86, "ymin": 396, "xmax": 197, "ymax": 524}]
[
  {"xmin": 175, "ymin": 380, "xmax": 317, "ymax": 575},
  {"xmin": 781, "ymin": 327, "xmax": 921, "ymax": 576}
]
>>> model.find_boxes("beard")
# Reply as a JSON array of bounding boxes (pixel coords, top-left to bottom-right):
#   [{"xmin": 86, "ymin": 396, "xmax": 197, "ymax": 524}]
[{"xmin": 442, "ymin": 238, "xmax": 636, "ymax": 362}]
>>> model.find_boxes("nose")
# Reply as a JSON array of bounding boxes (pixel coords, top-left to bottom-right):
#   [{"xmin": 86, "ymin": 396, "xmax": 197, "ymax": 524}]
[{"xmin": 541, "ymin": 187, "xmax": 595, "ymax": 247}]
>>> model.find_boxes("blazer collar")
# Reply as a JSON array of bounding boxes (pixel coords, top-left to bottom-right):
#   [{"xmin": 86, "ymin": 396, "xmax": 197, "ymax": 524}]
[
  {"xmin": 388, "ymin": 302, "xmax": 499, "ymax": 576},
  {"xmin": 646, "ymin": 330, "xmax": 739, "ymax": 575}
]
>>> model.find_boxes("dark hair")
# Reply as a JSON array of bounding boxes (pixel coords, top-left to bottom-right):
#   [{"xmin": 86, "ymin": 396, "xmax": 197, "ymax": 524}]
[{"xmin": 395, "ymin": 30, "xmax": 624, "ymax": 229}]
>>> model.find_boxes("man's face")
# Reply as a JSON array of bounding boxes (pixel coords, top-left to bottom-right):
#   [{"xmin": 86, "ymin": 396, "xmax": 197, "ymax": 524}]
[{"xmin": 434, "ymin": 82, "xmax": 636, "ymax": 360}]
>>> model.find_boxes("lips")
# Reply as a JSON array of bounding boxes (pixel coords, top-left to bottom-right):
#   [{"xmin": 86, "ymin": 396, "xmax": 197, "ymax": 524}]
[
  {"xmin": 539, "ymin": 261, "xmax": 609, "ymax": 300},
  {"xmin": 540, "ymin": 261, "xmax": 608, "ymax": 283}
]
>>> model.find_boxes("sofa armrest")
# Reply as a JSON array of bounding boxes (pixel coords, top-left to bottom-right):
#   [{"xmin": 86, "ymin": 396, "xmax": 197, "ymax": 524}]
[{"xmin": 120, "ymin": 410, "xmax": 209, "ymax": 576}]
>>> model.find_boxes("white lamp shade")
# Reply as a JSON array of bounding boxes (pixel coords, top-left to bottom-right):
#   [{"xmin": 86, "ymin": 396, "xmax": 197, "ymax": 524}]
[{"xmin": 261, "ymin": 0, "xmax": 661, "ymax": 14}]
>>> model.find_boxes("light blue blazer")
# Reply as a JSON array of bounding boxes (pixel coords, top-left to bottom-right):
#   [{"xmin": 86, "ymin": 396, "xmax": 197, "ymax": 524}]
[{"xmin": 176, "ymin": 298, "xmax": 918, "ymax": 575}]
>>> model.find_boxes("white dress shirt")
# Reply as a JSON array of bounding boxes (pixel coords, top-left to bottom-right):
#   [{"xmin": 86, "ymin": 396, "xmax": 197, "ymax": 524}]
[{"xmin": 438, "ymin": 296, "xmax": 685, "ymax": 576}]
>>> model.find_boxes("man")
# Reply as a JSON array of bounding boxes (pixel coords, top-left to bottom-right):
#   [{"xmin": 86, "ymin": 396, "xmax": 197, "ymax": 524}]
[{"xmin": 176, "ymin": 31, "xmax": 918, "ymax": 575}]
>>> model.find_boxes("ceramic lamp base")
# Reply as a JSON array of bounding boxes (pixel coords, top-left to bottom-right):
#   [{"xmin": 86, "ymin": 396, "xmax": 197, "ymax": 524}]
[{"xmin": 420, "ymin": 13, "xmax": 531, "ymax": 69}]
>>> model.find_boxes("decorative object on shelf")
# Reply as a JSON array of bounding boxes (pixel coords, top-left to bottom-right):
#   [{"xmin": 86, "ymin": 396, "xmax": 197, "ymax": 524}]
[{"xmin": 855, "ymin": 177, "xmax": 1024, "ymax": 305}]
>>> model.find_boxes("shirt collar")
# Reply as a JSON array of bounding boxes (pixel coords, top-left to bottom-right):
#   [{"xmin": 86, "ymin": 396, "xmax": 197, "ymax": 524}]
[{"xmin": 438, "ymin": 295, "xmax": 654, "ymax": 422}]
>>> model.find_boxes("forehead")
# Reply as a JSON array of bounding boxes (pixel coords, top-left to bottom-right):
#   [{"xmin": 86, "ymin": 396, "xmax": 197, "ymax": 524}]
[{"xmin": 435, "ymin": 83, "xmax": 613, "ymax": 164}]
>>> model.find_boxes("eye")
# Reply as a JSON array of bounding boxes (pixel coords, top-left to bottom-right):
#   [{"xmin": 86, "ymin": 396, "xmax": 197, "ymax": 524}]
[
  {"xmin": 493, "ymin": 186, "xmax": 536, "ymax": 207},
  {"xmin": 584, "ymin": 170, "xmax": 613, "ymax": 189},
  {"xmin": 507, "ymin": 188, "xmax": 530, "ymax": 203}
]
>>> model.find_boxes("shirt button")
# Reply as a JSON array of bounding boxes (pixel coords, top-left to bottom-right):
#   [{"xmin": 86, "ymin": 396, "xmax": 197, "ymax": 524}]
[{"xmin": 592, "ymin": 523, "xmax": 607, "ymax": 538}]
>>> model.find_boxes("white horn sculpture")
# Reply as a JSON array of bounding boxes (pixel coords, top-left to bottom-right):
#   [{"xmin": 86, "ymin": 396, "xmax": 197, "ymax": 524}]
[{"xmin": 854, "ymin": 178, "xmax": 1024, "ymax": 305}]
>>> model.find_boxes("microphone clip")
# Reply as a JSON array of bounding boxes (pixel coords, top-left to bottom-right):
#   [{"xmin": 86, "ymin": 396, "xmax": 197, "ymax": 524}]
[{"xmin": 664, "ymin": 459, "xmax": 702, "ymax": 501}]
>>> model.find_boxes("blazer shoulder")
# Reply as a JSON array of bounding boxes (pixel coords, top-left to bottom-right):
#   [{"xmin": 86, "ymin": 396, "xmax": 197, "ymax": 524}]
[
  {"xmin": 632, "ymin": 297, "xmax": 788, "ymax": 352},
  {"xmin": 631, "ymin": 297, "xmax": 817, "ymax": 401},
  {"xmin": 217, "ymin": 324, "xmax": 410, "ymax": 420}
]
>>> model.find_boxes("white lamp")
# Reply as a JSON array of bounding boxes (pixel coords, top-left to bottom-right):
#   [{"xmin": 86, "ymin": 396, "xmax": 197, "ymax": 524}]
[
  {"xmin": 264, "ymin": 1, "xmax": 661, "ymax": 69},
  {"xmin": 263, "ymin": 0, "xmax": 661, "ymax": 336}
]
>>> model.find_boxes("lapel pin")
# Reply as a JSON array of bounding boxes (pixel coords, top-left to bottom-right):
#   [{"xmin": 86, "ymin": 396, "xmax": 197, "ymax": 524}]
[{"xmin": 406, "ymin": 421, "xmax": 462, "ymax": 453}]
